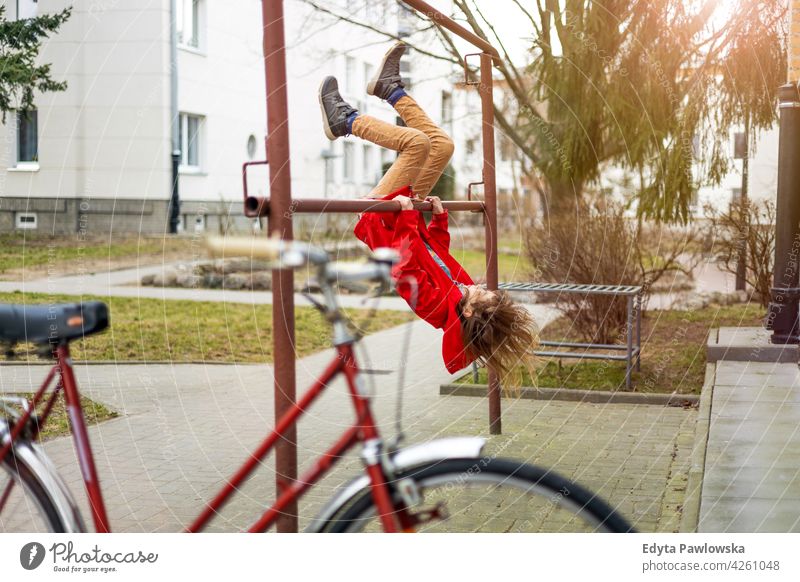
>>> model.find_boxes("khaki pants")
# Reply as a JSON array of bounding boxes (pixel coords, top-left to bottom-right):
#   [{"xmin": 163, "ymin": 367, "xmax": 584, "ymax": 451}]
[{"xmin": 351, "ymin": 95, "xmax": 454, "ymax": 198}]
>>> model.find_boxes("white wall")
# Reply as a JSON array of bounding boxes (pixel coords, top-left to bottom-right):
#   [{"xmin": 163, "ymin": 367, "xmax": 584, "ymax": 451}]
[
  {"xmin": 177, "ymin": 0, "xmax": 267, "ymax": 205},
  {"xmin": 0, "ymin": 0, "xmax": 171, "ymax": 202},
  {"xmin": 1, "ymin": 0, "xmax": 467, "ymax": 221},
  {"xmin": 283, "ymin": 0, "xmax": 456, "ymax": 201},
  {"xmin": 695, "ymin": 127, "xmax": 779, "ymax": 215}
]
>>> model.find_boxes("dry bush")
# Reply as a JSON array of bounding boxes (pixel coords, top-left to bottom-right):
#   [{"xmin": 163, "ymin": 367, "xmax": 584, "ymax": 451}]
[
  {"xmin": 525, "ymin": 197, "xmax": 701, "ymax": 343},
  {"xmin": 705, "ymin": 199, "xmax": 775, "ymax": 307}
]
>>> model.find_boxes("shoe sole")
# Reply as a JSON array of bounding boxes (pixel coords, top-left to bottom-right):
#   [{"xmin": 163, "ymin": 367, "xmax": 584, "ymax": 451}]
[
  {"xmin": 318, "ymin": 77, "xmax": 337, "ymax": 141},
  {"xmin": 367, "ymin": 42, "xmax": 405, "ymax": 98}
]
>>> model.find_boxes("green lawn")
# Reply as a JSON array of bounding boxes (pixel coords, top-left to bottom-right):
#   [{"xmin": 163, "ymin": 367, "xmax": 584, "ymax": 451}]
[
  {"xmin": 0, "ymin": 234, "xmax": 193, "ymax": 274},
  {"xmin": 450, "ymin": 249, "xmax": 531, "ymax": 282},
  {"xmin": 1, "ymin": 393, "xmax": 120, "ymax": 441},
  {"xmin": 0, "ymin": 292, "xmax": 414, "ymax": 363},
  {"xmin": 457, "ymin": 303, "xmax": 765, "ymax": 394}
]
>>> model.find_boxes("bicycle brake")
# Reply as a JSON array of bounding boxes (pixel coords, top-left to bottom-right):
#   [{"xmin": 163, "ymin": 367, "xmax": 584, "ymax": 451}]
[{"xmin": 396, "ymin": 477, "xmax": 422, "ymax": 507}]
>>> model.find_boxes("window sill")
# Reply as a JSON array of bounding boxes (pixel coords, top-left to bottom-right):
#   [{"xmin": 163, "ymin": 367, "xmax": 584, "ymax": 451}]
[
  {"xmin": 179, "ymin": 166, "xmax": 206, "ymax": 176},
  {"xmin": 8, "ymin": 163, "xmax": 40, "ymax": 172},
  {"xmin": 179, "ymin": 44, "xmax": 206, "ymax": 57}
]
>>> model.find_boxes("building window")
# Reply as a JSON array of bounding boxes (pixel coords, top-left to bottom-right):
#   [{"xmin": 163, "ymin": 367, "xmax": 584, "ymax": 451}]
[
  {"xmin": 345, "ymin": 56, "xmax": 357, "ymax": 94},
  {"xmin": 381, "ymin": 148, "xmax": 393, "ymax": 172},
  {"xmin": 246, "ymin": 134, "xmax": 257, "ymax": 159},
  {"xmin": 15, "ymin": 212, "xmax": 38, "ymax": 230},
  {"xmin": 343, "ymin": 142, "xmax": 355, "ymax": 182},
  {"xmin": 364, "ymin": 63, "xmax": 374, "ymax": 89},
  {"xmin": 179, "ymin": 113, "xmax": 203, "ymax": 169},
  {"xmin": 16, "ymin": 0, "xmax": 38, "ymax": 20},
  {"xmin": 362, "ymin": 144, "xmax": 372, "ymax": 184},
  {"xmin": 499, "ymin": 135, "xmax": 513, "ymax": 162},
  {"xmin": 177, "ymin": 0, "xmax": 200, "ymax": 49},
  {"xmin": 441, "ymin": 91, "xmax": 452, "ymax": 128},
  {"xmin": 16, "ymin": 109, "xmax": 38, "ymax": 164}
]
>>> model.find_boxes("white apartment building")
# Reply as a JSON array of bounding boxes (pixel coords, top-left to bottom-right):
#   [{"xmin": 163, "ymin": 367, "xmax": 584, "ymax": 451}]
[
  {"xmin": 282, "ymin": 1, "xmax": 452, "ymax": 200},
  {"xmin": 451, "ymin": 80, "xmax": 532, "ymax": 229},
  {"xmin": 0, "ymin": 0, "xmax": 267, "ymax": 234},
  {"xmin": 1, "ymin": 0, "xmax": 486, "ymax": 236},
  {"xmin": 694, "ymin": 128, "xmax": 779, "ymax": 215}
]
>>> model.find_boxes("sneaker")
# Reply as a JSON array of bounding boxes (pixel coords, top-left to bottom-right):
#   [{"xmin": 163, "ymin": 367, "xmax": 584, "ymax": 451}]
[
  {"xmin": 367, "ymin": 41, "xmax": 407, "ymax": 100},
  {"xmin": 318, "ymin": 76, "xmax": 358, "ymax": 140}
]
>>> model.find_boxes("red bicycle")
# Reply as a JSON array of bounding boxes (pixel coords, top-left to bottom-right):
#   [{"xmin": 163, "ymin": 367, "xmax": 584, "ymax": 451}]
[{"xmin": 0, "ymin": 237, "xmax": 634, "ymax": 533}]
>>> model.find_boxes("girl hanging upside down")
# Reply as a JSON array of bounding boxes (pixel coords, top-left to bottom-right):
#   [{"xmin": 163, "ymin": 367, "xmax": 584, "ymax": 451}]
[{"xmin": 319, "ymin": 42, "xmax": 538, "ymax": 385}]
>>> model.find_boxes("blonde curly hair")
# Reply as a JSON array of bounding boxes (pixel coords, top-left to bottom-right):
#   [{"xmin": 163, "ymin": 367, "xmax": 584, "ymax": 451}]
[{"xmin": 457, "ymin": 289, "xmax": 539, "ymax": 391}]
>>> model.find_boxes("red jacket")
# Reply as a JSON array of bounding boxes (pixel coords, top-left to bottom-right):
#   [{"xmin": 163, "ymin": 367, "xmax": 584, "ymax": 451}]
[{"xmin": 354, "ymin": 185, "xmax": 476, "ymax": 374}]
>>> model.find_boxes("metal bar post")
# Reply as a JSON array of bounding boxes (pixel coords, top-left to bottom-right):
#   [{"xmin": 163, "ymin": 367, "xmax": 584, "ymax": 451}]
[
  {"xmin": 767, "ymin": 82, "xmax": 800, "ymax": 344},
  {"xmin": 625, "ymin": 296, "xmax": 633, "ymax": 390},
  {"xmin": 261, "ymin": 0, "xmax": 298, "ymax": 532},
  {"xmin": 635, "ymin": 295, "xmax": 642, "ymax": 372},
  {"xmin": 479, "ymin": 52, "xmax": 501, "ymax": 434}
]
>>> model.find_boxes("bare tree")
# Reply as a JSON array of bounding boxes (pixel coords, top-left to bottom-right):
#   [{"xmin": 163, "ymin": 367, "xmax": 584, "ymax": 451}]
[{"xmin": 297, "ymin": 0, "xmax": 785, "ymax": 222}]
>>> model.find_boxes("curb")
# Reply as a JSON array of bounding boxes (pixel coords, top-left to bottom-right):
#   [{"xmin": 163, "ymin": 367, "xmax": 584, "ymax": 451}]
[
  {"xmin": 679, "ymin": 362, "xmax": 715, "ymax": 533},
  {"xmin": 439, "ymin": 383, "xmax": 699, "ymax": 406},
  {"xmin": 0, "ymin": 360, "xmax": 266, "ymax": 367},
  {"xmin": 706, "ymin": 327, "xmax": 797, "ymax": 363}
]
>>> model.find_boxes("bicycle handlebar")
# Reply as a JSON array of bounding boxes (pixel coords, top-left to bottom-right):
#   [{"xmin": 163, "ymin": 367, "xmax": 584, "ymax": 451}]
[
  {"xmin": 206, "ymin": 235, "xmax": 329, "ymax": 267},
  {"xmin": 205, "ymin": 236, "xmax": 399, "ymax": 286}
]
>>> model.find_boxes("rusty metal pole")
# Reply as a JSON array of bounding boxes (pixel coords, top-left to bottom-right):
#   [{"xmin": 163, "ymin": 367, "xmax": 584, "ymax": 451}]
[
  {"xmin": 261, "ymin": 0, "xmax": 298, "ymax": 532},
  {"xmin": 479, "ymin": 53, "xmax": 501, "ymax": 435}
]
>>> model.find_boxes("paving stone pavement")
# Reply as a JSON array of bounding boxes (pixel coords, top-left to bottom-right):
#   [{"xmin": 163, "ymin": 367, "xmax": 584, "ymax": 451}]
[
  {"xmin": 0, "ymin": 311, "xmax": 695, "ymax": 533},
  {"xmin": 699, "ymin": 361, "xmax": 800, "ymax": 532}
]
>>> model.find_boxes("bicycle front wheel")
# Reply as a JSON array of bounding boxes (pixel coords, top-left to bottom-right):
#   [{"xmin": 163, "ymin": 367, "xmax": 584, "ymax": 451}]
[
  {"xmin": 324, "ymin": 457, "xmax": 635, "ymax": 533},
  {"xmin": 1, "ymin": 442, "xmax": 71, "ymax": 533}
]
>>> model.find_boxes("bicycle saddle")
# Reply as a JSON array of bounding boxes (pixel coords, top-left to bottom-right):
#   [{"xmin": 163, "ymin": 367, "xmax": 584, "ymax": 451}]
[{"xmin": 0, "ymin": 301, "xmax": 109, "ymax": 345}]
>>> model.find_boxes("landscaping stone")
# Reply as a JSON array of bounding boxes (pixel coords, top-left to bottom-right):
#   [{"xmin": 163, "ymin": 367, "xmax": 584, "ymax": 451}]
[
  {"xmin": 223, "ymin": 273, "xmax": 248, "ymax": 290},
  {"xmin": 300, "ymin": 278, "xmax": 323, "ymax": 294},
  {"xmin": 202, "ymin": 273, "xmax": 224, "ymax": 289},
  {"xmin": 175, "ymin": 272, "xmax": 200, "ymax": 288},
  {"xmin": 250, "ymin": 272, "xmax": 272, "ymax": 290},
  {"xmin": 671, "ymin": 289, "xmax": 749, "ymax": 311},
  {"xmin": 151, "ymin": 268, "xmax": 178, "ymax": 287}
]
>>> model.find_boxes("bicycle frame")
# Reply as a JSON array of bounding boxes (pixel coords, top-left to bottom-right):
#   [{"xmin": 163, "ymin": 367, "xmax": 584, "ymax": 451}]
[{"xmin": 1, "ymin": 340, "xmax": 405, "ymax": 533}]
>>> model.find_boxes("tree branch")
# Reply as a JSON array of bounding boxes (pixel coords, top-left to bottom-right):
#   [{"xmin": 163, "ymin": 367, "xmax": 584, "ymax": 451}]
[{"xmin": 297, "ymin": 0, "xmax": 457, "ymax": 64}]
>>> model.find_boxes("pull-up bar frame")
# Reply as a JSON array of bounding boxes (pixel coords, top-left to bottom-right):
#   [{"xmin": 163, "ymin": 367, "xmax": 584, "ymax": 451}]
[{"xmin": 259, "ymin": 0, "xmax": 501, "ymax": 532}]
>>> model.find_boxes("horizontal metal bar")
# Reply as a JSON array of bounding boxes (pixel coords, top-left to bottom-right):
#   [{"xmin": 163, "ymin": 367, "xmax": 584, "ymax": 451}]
[
  {"xmin": 534, "ymin": 351, "xmax": 633, "ymax": 361},
  {"xmin": 539, "ymin": 341, "xmax": 636, "ymax": 350},
  {"xmin": 244, "ymin": 196, "xmax": 485, "ymax": 217},
  {"xmin": 498, "ymin": 283, "xmax": 641, "ymax": 296}
]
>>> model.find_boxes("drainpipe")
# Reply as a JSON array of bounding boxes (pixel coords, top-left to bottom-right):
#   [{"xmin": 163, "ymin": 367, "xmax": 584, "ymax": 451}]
[{"xmin": 168, "ymin": 0, "xmax": 181, "ymax": 234}]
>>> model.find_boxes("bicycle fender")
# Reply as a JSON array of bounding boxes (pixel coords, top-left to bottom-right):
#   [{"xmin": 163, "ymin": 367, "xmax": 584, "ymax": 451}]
[
  {"xmin": 305, "ymin": 436, "xmax": 486, "ymax": 532},
  {"xmin": 1, "ymin": 426, "xmax": 86, "ymax": 533}
]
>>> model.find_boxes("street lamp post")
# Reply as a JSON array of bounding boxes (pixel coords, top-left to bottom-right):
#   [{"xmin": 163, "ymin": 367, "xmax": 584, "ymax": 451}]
[
  {"xmin": 733, "ymin": 130, "xmax": 748, "ymax": 292},
  {"xmin": 766, "ymin": 83, "xmax": 800, "ymax": 344}
]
